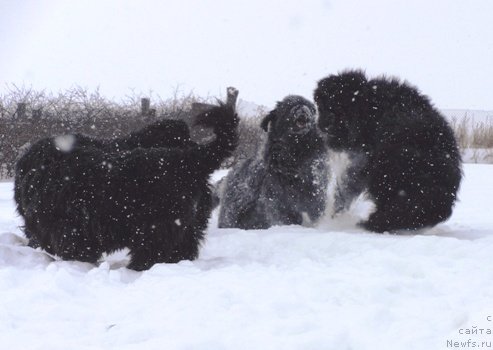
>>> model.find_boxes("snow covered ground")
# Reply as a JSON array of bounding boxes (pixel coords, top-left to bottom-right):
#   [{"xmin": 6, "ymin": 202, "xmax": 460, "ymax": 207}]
[
  {"xmin": 461, "ymin": 149, "xmax": 493, "ymax": 164},
  {"xmin": 1, "ymin": 164, "xmax": 492, "ymax": 350}
]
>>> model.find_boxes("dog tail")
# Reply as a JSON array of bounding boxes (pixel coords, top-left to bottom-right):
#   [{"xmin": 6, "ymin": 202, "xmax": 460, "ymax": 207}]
[{"xmin": 192, "ymin": 90, "xmax": 239, "ymax": 175}]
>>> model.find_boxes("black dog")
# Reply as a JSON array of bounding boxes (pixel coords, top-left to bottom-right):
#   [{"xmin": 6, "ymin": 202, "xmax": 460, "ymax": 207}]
[
  {"xmin": 218, "ymin": 95, "xmax": 329, "ymax": 229},
  {"xmin": 14, "ymin": 119, "xmax": 193, "ymax": 219},
  {"xmin": 111, "ymin": 118, "xmax": 194, "ymax": 150},
  {"xmin": 14, "ymin": 100, "xmax": 239, "ymax": 270},
  {"xmin": 314, "ymin": 70, "xmax": 462, "ymax": 232},
  {"xmin": 88, "ymin": 118, "xmax": 194, "ymax": 150}
]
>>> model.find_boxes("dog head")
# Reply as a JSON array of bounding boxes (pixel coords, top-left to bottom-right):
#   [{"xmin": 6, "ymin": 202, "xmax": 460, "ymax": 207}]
[
  {"xmin": 260, "ymin": 95, "xmax": 317, "ymax": 139},
  {"xmin": 194, "ymin": 103, "xmax": 239, "ymax": 130},
  {"xmin": 314, "ymin": 70, "xmax": 372, "ymax": 151}
]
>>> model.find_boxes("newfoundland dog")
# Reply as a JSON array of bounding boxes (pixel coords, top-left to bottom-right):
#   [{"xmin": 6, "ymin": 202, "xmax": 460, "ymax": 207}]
[
  {"xmin": 314, "ymin": 70, "xmax": 462, "ymax": 232},
  {"xmin": 218, "ymin": 95, "xmax": 329, "ymax": 229},
  {"xmin": 14, "ymin": 96, "xmax": 239, "ymax": 270}
]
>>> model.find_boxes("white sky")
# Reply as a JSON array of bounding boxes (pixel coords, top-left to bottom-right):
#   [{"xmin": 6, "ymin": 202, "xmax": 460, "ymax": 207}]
[{"xmin": 1, "ymin": 0, "xmax": 492, "ymax": 109}]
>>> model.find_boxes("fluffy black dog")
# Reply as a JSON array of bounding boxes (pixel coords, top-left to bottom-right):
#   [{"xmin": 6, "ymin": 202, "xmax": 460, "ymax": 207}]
[
  {"xmin": 218, "ymin": 95, "xmax": 329, "ymax": 229},
  {"xmin": 111, "ymin": 119, "xmax": 194, "ymax": 150},
  {"xmin": 314, "ymin": 70, "xmax": 462, "ymax": 232},
  {"xmin": 14, "ymin": 101, "xmax": 239, "ymax": 270},
  {"xmin": 14, "ymin": 119, "xmax": 193, "ymax": 219}
]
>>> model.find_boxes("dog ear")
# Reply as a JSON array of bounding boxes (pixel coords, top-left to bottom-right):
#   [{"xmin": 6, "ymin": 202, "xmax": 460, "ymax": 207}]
[{"xmin": 260, "ymin": 110, "xmax": 276, "ymax": 132}]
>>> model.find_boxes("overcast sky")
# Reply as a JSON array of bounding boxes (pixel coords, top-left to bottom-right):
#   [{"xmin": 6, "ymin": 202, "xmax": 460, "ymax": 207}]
[{"xmin": 1, "ymin": 0, "xmax": 492, "ymax": 109}]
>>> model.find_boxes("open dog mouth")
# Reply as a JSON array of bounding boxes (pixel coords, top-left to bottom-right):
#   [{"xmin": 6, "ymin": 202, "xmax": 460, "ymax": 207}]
[
  {"xmin": 291, "ymin": 117, "xmax": 312, "ymax": 135},
  {"xmin": 291, "ymin": 105, "xmax": 314, "ymax": 133},
  {"xmin": 296, "ymin": 118, "xmax": 309, "ymax": 129},
  {"xmin": 296, "ymin": 118, "xmax": 308, "ymax": 129}
]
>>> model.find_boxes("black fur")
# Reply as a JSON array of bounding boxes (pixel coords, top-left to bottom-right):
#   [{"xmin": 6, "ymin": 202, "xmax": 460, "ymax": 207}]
[
  {"xmin": 218, "ymin": 95, "xmax": 329, "ymax": 229},
  {"xmin": 14, "ymin": 103, "xmax": 238, "ymax": 270},
  {"xmin": 14, "ymin": 119, "xmax": 194, "ymax": 219},
  {"xmin": 314, "ymin": 70, "xmax": 462, "ymax": 232}
]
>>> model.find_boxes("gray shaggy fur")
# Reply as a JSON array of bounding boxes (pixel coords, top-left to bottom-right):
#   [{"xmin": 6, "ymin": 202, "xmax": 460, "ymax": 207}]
[{"xmin": 218, "ymin": 95, "xmax": 329, "ymax": 229}]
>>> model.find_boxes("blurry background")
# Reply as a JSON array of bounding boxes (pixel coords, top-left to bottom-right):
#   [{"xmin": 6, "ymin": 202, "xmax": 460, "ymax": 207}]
[
  {"xmin": 1, "ymin": 0, "xmax": 492, "ymax": 178},
  {"xmin": 1, "ymin": 0, "xmax": 492, "ymax": 109}
]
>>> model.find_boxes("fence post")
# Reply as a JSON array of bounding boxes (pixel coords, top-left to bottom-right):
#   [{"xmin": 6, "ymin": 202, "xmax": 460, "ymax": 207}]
[
  {"xmin": 226, "ymin": 87, "xmax": 239, "ymax": 110},
  {"xmin": 141, "ymin": 98, "xmax": 150, "ymax": 115},
  {"xmin": 16, "ymin": 103, "xmax": 27, "ymax": 119},
  {"xmin": 33, "ymin": 108, "xmax": 43, "ymax": 119}
]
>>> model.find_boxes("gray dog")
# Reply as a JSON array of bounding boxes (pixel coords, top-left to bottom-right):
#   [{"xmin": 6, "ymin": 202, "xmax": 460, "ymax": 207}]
[{"xmin": 218, "ymin": 95, "xmax": 329, "ymax": 229}]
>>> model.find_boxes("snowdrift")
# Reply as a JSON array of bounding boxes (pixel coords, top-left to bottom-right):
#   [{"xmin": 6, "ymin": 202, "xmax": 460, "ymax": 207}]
[{"xmin": 0, "ymin": 164, "xmax": 492, "ymax": 350}]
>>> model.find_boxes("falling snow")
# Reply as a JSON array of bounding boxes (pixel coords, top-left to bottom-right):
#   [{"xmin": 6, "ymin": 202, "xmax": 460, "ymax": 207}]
[
  {"xmin": 0, "ymin": 165, "xmax": 492, "ymax": 349},
  {"xmin": 54, "ymin": 134, "xmax": 76, "ymax": 153}
]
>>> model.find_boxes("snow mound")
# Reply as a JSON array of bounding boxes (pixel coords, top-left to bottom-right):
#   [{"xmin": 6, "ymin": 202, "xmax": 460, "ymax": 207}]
[{"xmin": 0, "ymin": 164, "xmax": 492, "ymax": 349}]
